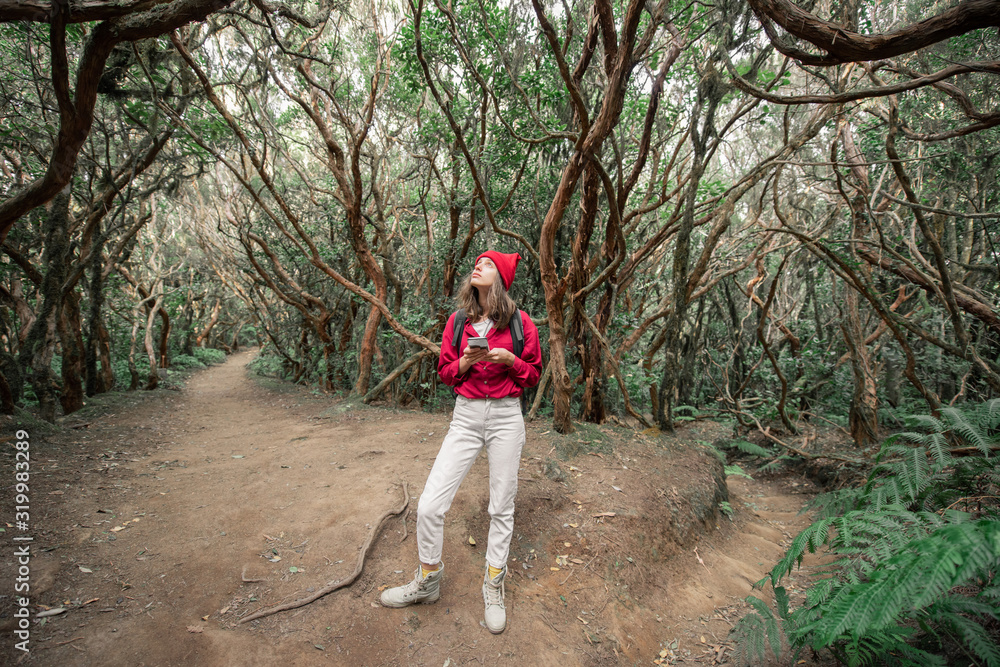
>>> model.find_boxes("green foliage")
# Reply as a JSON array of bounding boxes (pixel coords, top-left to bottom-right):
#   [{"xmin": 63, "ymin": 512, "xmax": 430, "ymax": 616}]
[
  {"xmin": 714, "ymin": 437, "xmax": 789, "ymax": 474},
  {"xmin": 248, "ymin": 351, "xmax": 285, "ymax": 378},
  {"xmin": 756, "ymin": 454, "xmax": 797, "ymax": 475},
  {"xmin": 730, "ymin": 590, "xmax": 795, "ymax": 665},
  {"xmin": 730, "ymin": 439, "xmax": 774, "ymax": 458},
  {"xmin": 732, "ymin": 402, "xmax": 1000, "ymax": 666},
  {"xmin": 724, "ymin": 464, "xmax": 753, "ymax": 480},
  {"xmin": 171, "ymin": 354, "xmax": 207, "ymax": 370},
  {"xmin": 192, "ymin": 348, "xmax": 227, "ymax": 365},
  {"xmin": 799, "ymin": 520, "xmax": 999, "ymax": 646},
  {"xmin": 696, "ymin": 439, "xmax": 726, "ymax": 462},
  {"xmin": 673, "ymin": 405, "xmax": 700, "ymax": 422}
]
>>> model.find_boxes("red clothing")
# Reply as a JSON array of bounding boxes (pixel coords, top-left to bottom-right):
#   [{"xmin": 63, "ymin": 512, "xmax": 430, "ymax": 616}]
[{"xmin": 437, "ymin": 311, "xmax": 543, "ymax": 399}]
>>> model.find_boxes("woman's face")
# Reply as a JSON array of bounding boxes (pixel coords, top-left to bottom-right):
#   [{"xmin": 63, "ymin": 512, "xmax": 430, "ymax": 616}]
[{"xmin": 471, "ymin": 257, "xmax": 498, "ymax": 290}]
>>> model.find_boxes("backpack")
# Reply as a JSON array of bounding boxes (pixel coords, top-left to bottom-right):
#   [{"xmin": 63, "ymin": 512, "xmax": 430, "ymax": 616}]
[{"xmin": 451, "ymin": 309, "xmax": 524, "ymax": 358}]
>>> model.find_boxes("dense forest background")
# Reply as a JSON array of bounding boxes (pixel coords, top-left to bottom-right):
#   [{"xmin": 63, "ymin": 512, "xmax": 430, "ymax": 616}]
[{"xmin": 1, "ymin": 0, "xmax": 998, "ymax": 443}]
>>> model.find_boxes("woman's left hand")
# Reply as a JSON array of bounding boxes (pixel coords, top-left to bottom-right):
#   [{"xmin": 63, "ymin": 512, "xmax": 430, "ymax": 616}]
[{"xmin": 485, "ymin": 348, "xmax": 516, "ymax": 367}]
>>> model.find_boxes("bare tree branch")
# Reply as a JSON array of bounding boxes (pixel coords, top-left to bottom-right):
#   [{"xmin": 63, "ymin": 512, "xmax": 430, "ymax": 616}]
[
  {"xmin": 730, "ymin": 60, "xmax": 1000, "ymax": 105},
  {"xmin": 0, "ymin": 0, "xmax": 174, "ymax": 24},
  {"xmin": 747, "ymin": 0, "xmax": 1000, "ymax": 66}
]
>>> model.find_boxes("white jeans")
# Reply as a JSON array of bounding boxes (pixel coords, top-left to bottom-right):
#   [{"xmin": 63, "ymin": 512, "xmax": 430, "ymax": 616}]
[{"xmin": 417, "ymin": 395, "xmax": 525, "ymax": 569}]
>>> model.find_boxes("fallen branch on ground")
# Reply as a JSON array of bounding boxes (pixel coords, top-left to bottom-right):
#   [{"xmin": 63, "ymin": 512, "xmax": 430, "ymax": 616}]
[
  {"xmin": 731, "ymin": 409, "xmax": 865, "ymax": 464},
  {"xmin": 37, "ymin": 636, "xmax": 85, "ymax": 650},
  {"xmin": 239, "ymin": 482, "xmax": 410, "ymax": 624},
  {"xmin": 363, "ymin": 351, "xmax": 434, "ymax": 404}
]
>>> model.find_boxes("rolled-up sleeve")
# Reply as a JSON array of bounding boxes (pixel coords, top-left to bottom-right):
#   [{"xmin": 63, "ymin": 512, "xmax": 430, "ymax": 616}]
[
  {"xmin": 437, "ymin": 313, "xmax": 469, "ymax": 387},
  {"xmin": 507, "ymin": 313, "xmax": 542, "ymax": 388}
]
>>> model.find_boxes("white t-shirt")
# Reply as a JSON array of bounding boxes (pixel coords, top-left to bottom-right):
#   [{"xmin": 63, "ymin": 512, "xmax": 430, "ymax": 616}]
[{"xmin": 472, "ymin": 318, "xmax": 493, "ymax": 337}]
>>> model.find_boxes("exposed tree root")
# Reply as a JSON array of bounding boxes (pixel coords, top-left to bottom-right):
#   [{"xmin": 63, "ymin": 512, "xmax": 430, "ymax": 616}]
[{"xmin": 239, "ymin": 482, "xmax": 410, "ymax": 624}]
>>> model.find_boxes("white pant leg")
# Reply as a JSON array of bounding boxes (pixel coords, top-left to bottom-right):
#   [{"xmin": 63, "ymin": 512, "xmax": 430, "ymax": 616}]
[
  {"xmin": 484, "ymin": 397, "xmax": 526, "ymax": 569},
  {"xmin": 416, "ymin": 396, "xmax": 485, "ymax": 565}
]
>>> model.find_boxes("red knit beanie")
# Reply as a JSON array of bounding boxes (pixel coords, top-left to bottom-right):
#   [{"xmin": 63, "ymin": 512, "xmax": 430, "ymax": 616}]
[{"xmin": 476, "ymin": 251, "xmax": 521, "ymax": 291}]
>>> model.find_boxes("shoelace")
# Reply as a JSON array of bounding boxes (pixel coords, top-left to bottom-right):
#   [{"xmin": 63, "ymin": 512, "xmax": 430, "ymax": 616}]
[
  {"xmin": 403, "ymin": 572, "xmax": 427, "ymax": 598},
  {"xmin": 484, "ymin": 577, "xmax": 505, "ymax": 608}
]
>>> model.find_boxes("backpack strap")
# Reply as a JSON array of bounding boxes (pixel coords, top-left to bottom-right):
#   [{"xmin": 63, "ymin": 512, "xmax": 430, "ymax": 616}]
[
  {"xmin": 451, "ymin": 309, "xmax": 467, "ymax": 353},
  {"xmin": 453, "ymin": 308, "xmax": 523, "ymax": 358},
  {"xmin": 510, "ymin": 309, "xmax": 524, "ymax": 358}
]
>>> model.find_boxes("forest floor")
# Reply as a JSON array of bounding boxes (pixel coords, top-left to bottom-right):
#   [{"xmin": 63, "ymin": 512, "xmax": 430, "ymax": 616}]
[{"xmin": 1, "ymin": 349, "xmax": 836, "ymax": 667}]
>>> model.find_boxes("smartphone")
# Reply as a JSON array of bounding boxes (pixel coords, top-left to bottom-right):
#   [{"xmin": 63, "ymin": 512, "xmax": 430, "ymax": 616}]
[{"xmin": 468, "ymin": 337, "xmax": 489, "ymax": 350}]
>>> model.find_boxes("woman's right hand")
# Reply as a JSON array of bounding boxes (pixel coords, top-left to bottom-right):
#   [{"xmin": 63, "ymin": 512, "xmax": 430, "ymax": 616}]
[{"xmin": 458, "ymin": 345, "xmax": 488, "ymax": 375}]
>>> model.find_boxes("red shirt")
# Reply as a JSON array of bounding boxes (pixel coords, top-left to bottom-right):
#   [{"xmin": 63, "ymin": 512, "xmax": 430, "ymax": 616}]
[{"xmin": 437, "ymin": 311, "xmax": 543, "ymax": 399}]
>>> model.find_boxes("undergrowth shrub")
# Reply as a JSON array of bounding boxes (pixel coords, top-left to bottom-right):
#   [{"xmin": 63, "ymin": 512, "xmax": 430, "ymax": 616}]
[
  {"xmin": 171, "ymin": 354, "xmax": 207, "ymax": 370},
  {"xmin": 248, "ymin": 351, "xmax": 285, "ymax": 378},
  {"xmin": 731, "ymin": 401, "xmax": 1000, "ymax": 666},
  {"xmin": 193, "ymin": 347, "xmax": 227, "ymax": 365}
]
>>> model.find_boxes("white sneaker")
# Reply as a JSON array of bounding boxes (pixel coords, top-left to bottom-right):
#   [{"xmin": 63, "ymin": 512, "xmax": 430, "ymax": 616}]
[
  {"xmin": 380, "ymin": 566, "xmax": 443, "ymax": 608},
  {"xmin": 482, "ymin": 565, "xmax": 506, "ymax": 633}
]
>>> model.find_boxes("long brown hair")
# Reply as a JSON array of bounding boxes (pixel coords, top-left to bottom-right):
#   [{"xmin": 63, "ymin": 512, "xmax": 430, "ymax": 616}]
[{"xmin": 456, "ymin": 272, "xmax": 517, "ymax": 330}]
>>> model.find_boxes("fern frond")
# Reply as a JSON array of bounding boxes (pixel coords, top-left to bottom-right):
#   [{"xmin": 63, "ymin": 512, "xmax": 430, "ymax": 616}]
[
  {"xmin": 930, "ymin": 594, "xmax": 1000, "ymax": 621},
  {"xmin": 803, "ymin": 487, "xmax": 863, "ymax": 517},
  {"xmin": 725, "ymin": 464, "xmax": 753, "ymax": 480},
  {"xmin": 741, "ymin": 596, "xmax": 784, "ymax": 662},
  {"xmin": 924, "ymin": 431, "xmax": 953, "ymax": 466},
  {"xmin": 769, "ymin": 517, "xmax": 837, "ymax": 583},
  {"xmin": 730, "ymin": 607, "xmax": 768, "ymax": 666},
  {"xmin": 804, "ymin": 577, "xmax": 837, "ymax": 606},
  {"xmin": 902, "ymin": 414, "xmax": 947, "ymax": 434},
  {"xmin": 902, "ymin": 446, "xmax": 931, "ymax": 501},
  {"xmin": 756, "ymin": 454, "xmax": 793, "ymax": 474},
  {"xmin": 981, "ymin": 585, "xmax": 1000, "ymax": 601},
  {"xmin": 983, "ymin": 398, "xmax": 1000, "ymax": 430},
  {"xmin": 933, "ymin": 610, "xmax": 1000, "ymax": 667},
  {"xmin": 829, "ymin": 506, "xmax": 944, "ymax": 566},
  {"xmin": 808, "ymin": 519, "xmax": 1000, "ymax": 645},
  {"xmin": 941, "ymin": 406, "xmax": 997, "ymax": 454},
  {"xmin": 731, "ymin": 439, "xmax": 773, "ymax": 458},
  {"xmin": 874, "ymin": 634, "xmax": 948, "ymax": 667},
  {"xmin": 774, "ymin": 586, "xmax": 790, "ymax": 620},
  {"xmin": 865, "ymin": 442, "xmax": 960, "ymax": 509}
]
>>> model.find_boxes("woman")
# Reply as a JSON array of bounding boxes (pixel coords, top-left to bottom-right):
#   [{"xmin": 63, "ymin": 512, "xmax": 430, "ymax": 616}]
[{"xmin": 381, "ymin": 250, "xmax": 542, "ymax": 634}]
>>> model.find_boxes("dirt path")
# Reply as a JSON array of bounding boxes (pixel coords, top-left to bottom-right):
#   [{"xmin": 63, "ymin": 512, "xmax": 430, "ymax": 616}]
[{"xmin": 2, "ymin": 350, "xmax": 827, "ymax": 666}]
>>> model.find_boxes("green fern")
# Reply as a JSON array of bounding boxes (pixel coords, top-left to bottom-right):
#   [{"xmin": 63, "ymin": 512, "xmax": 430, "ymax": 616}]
[
  {"xmin": 941, "ymin": 406, "xmax": 994, "ymax": 453},
  {"xmin": 725, "ymin": 463, "xmax": 753, "ymax": 480},
  {"xmin": 803, "ymin": 486, "xmax": 864, "ymax": 518},
  {"xmin": 696, "ymin": 439, "xmax": 726, "ymax": 462},
  {"xmin": 674, "ymin": 405, "xmax": 700, "ymax": 422},
  {"xmin": 865, "ymin": 442, "xmax": 952, "ymax": 509},
  {"xmin": 730, "ymin": 591, "xmax": 800, "ymax": 665},
  {"xmin": 934, "ymin": 607, "xmax": 1000, "ymax": 667},
  {"xmin": 767, "ymin": 515, "xmax": 837, "ymax": 583},
  {"xmin": 732, "ymin": 401, "xmax": 1000, "ymax": 666},
  {"xmin": 798, "ymin": 520, "xmax": 1000, "ymax": 645},
  {"xmin": 985, "ymin": 397, "xmax": 1000, "ymax": 428},
  {"xmin": 731, "ymin": 439, "xmax": 774, "ymax": 458},
  {"xmin": 730, "ymin": 605, "xmax": 769, "ymax": 665},
  {"xmin": 756, "ymin": 453, "xmax": 794, "ymax": 474}
]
